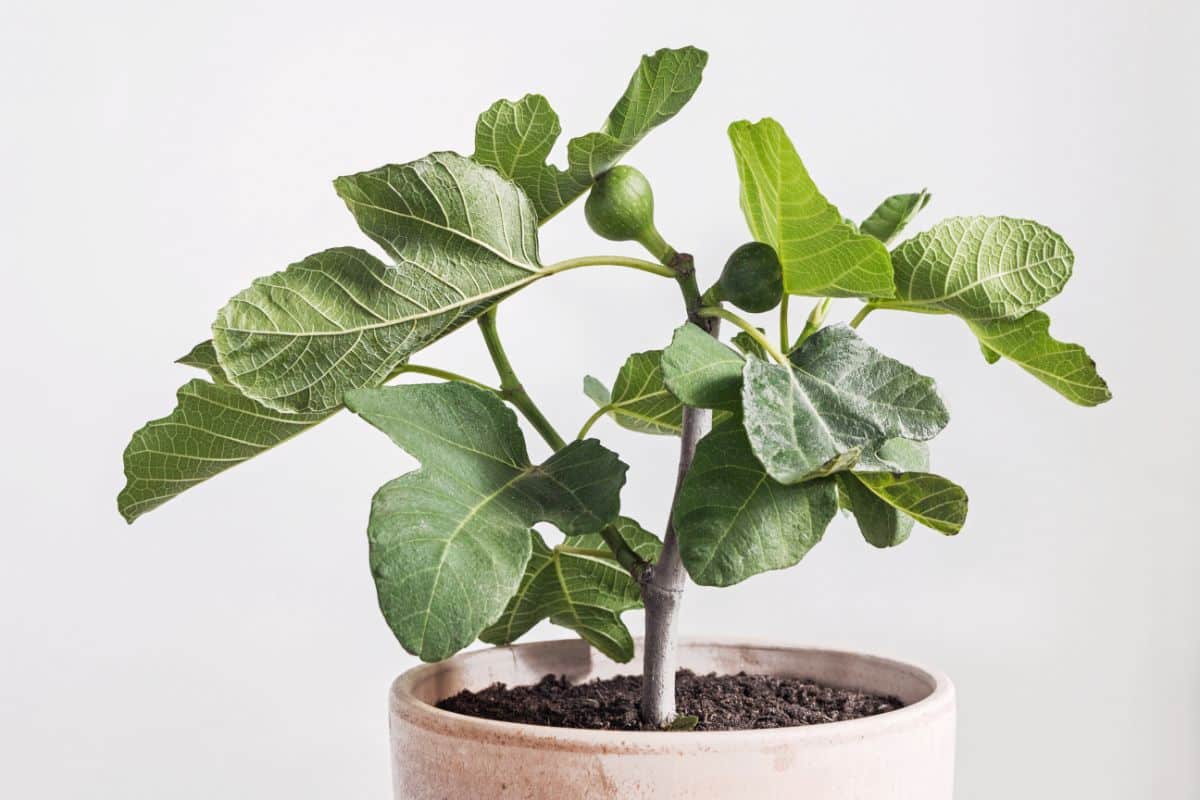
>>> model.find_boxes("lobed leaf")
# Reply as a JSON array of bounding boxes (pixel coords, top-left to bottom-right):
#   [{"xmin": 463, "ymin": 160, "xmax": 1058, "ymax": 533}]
[
  {"xmin": 967, "ymin": 311, "xmax": 1111, "ymax": 406},
  {"xmin": 480, "ymin": 518, "xmax": 661, "ymax": 662},
  {"xmin": 728, "ymin": 118, "xmax": 894, "ymax": 298},
  {"xmin": 473, "ymin": 94, "xmax": 581, "ymax": 223},
  {"xmin": 473, "ymin": 46, "xmax": 708, "ymax": 222},
  {"xmin": 213, "ymin": 153, "xmax": 542, "ymax": 413},
  {"xmin": 118, "ymin": 378, "xmax": 332, "ymax": 523},
  {"xmin": 675, "ymin": 420, "xmax": 837, "ymax": 587},
  {"xmin": 345, "ymin": 382, "xmax": 628, "ymax": 662},
  {"xmin": 741, "ymin": 325, "xmax": 949, "ymax": 484}
]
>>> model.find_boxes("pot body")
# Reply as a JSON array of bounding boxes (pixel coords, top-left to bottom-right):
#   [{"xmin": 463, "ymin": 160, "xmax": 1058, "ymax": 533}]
[{"xmin": 390, "ymin": 638, "xmax": 955, "ymax": 799}]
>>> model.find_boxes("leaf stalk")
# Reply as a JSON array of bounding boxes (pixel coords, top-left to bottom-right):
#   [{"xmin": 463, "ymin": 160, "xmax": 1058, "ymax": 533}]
[
  {"xmin": 389, "ymin": 364, "xmax": 499, "ymax": 393},
  {"xmin": 697, "ymin": 306, "xmax": 790, "ymax": 367},
  {"xmin": 542, "ymin": 255, "xmax": 676, "ymax": 279},
  {"xmin": 849, "ymin": 304, "xmax": 876, "ymax": 329}
]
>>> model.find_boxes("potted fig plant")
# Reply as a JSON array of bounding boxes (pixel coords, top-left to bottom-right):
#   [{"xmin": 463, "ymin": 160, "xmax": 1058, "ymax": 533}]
[{"xmin": 119, "ymin": 45, "xmax": 1109, "ymax": 798}]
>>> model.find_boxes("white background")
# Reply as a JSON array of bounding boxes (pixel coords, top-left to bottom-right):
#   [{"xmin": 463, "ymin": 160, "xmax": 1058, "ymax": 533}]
[{"xmin": 3, "ymin": 1, "xmax": 1197, "ymax": 797}]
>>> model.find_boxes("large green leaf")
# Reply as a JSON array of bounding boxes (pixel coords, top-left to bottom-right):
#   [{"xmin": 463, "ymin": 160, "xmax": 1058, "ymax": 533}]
[
  {"xmin": 585, "ymin": 350, "xmax": 682, "ymax": 436},
  {"xmin": 473, "ymin": 46, "xmax": 708, "ymax": 222},
  {"xmin": 887, "ymin": 216, "xmax": 1073, "ymax": 322},
  {"xmin": 480, "ymin": 518, "xmax": 661, "ymax": 662},
  {"xmin": 728, "ymin": 118, "xmax": 894, "ymax": 298},
  {"xmin": 675, "ymin": 421, "xmax": 837, "ymax": 587},
  {"xmin": 660, "ymin": 323, "xmax": 745, "ymax": 410},
  {"xmin": 886, "ymin": 216, "xmax": 1108, "ymax": 405},
  {"xmin": 741, "ymin": 325, "xmax": 949, "ymax": 484},
  {"xmin": 860, "ymin": 190, "xmax": 930, "ymax": 245},
  {"xmin": 118, "ymin": 378, "xmax": 333, "ymax": 523},
  {"xmin": 837, "ymin": 438, "xmax": 966, "ymax": 547},
  {"xmin": 968, "ymin": 311, "xmax": 1111, "ymax": 406},
  {"xmin": 213, "ymin": 153, "xmax": 542, "ymax": 413},
  {"xmin": 344, "ymin": 382, "xmax": 627, "ymax": 662}
]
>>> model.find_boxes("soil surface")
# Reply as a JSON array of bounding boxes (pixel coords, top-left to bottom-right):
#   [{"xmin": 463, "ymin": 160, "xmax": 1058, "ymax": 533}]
[{"xmin": 436, "ymin": 669, "xmax": 903, "ymax": 731}]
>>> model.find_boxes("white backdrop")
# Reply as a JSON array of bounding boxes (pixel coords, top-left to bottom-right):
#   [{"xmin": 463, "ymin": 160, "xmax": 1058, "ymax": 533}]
[{"xmin": 3, "ymin": 1, "xmax": 1196, "ymax": 797}]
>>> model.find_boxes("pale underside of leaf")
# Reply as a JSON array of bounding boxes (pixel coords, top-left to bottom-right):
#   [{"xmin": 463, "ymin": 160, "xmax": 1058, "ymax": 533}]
[
  {"xmin": 176, "ymin": 340, "xmax": 228, "ymax": 383},
  {"xmin": 213, "ymin": 152, "xmax": 543, "ymax": 414},
  {"xmin": 118, "ymin": 378, "xmax": 333, "ymax": 523},
  {"xmin": 967, "ymin": 311, "xmax": 1110, "ymax": 406},
  {"xmin": 888, "ymin": 216, "xmax": 1073, "ymax": 322},
  {"xmin": 728, "ymin": 118, "xmax": 894, "ymax": 299}
]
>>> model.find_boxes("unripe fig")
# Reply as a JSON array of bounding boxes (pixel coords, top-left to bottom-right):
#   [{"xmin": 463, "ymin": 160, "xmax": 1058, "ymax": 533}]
[
  {"xmin": 585, "ymin": 165, "xmax": 659, "ymax": 247},
  {"xmin": 718, "ymin": 242, "xmax": 784, "ymax": 313}
]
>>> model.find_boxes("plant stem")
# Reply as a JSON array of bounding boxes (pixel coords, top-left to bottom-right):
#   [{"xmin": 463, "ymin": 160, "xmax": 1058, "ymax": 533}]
[
  {"xmin": 390, "ymin": 364, "xmax": 499, "ymax": 393},
  {"xmin": 697, "ymin": 306, "xmax": 790, "ymax": 367},
  {"xmin": 849, "ymin": 304, "xmax": 876, "ymax": 329},
  {"xmin": 478, "ymin": 309, "xmax": 567, "ymax": 451},
  {"xmin": 478, "ymin": 307, "xmax": 650, "ymax": 585},
  {"xmin": 542, "ymin": 255, "xmax": 677, "ymax": 279},
  {"xmin": 576, "ymin": 404, "xmax": 613, "ymax": 440},
  {"xmin": 639, "ymin": 251, "xmax": 718, "ymax": 728},
  {"xmin": 779, "ymin": 294, "xmax": 790, "ymax": 351}
]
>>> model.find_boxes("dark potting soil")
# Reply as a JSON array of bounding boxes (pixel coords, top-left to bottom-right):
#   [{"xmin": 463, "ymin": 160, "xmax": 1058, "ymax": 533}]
[{"xmin": 436, "ymin": 669, "xmax": 903, "ymax": 731}]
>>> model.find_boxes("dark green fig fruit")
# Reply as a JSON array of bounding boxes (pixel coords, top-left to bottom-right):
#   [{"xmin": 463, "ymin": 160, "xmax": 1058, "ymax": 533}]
[
  {"xmin": 718, "ymin": 242, "xmax": 784, "ymax": 312},
  {"xmin": 585, "ymin": 165, "xmax": 661, "ymax": 250}
]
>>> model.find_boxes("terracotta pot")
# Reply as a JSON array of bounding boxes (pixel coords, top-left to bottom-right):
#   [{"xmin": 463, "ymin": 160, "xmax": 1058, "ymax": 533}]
[{"xmin": 389, "ymin": 638, "xmax": 955, "ymax": 799}]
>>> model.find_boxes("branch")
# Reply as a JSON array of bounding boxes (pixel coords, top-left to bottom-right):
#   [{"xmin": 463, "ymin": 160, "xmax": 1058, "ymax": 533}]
[
  {"xmin": 478, "ymin": 309, "xmax": 567, "ymax": 451},
  {"xmin": 478, "ymin": 308, "xmax": 648, "ymax": 581}
]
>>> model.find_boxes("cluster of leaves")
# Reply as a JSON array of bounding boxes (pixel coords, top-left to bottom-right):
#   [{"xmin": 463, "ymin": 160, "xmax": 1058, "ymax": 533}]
[
  {"xmin": 118, "ymin": 45, "xmax": 1109, "ymax": 666},
  {"xmin": 119, "ymin": 47, "xmax": 707, "ymax": 662}
]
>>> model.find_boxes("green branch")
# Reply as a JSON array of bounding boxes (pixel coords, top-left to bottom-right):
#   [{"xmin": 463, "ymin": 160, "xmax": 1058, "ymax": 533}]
[
  {"xmin": 478, "ymin": 309, "xmax": 567, "ymax": 451},
  {"xmin": 477, "ymin": 307, "xmax": 648, "ymax": 582},
  {"xmin": 542, "ymin": 255, "xmax": 676, "ymax": 279},
  {"xmin": 576, "ymin": 404, "xmax": 613, "ymax": 440},
  {"xmin": 779, "ymin": 295, "xmax": 790, "ymax": 351},
  {"xmin": 389, "ymin": 364, "xmax": 499, "ymax": 393},
  {"xmin": 849, "ymin": 304, "xmax": 876, "ymax": 329},
  {"xmin": 697, "ymin": 306, "xmax": 790, "ymax": 367}
]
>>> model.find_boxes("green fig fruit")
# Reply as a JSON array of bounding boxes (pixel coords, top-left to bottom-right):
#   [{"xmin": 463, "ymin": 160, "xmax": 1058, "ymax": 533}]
[
  {"xmin": 584, "ymin": 166, "xmax": 668, "ymax": 258},
  {"xmin": 717, "ymin": 242, "xmax": 784, "ymax": 313}
]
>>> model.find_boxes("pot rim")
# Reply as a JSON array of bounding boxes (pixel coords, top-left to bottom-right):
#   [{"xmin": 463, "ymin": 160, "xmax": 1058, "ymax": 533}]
[{"xmin": 391, "ymin": 637, "xmax": 954, "ymax": 751}]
